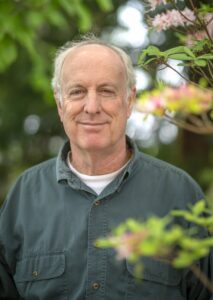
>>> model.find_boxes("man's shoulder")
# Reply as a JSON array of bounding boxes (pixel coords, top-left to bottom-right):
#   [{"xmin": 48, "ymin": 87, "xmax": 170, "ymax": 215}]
[
  {"xmin": 20, "ymin": 157, "xmax": 57, "ymax": 180},
  {"xmin": 137, "ymin": 151, "xmax": 198, "ymax": 184},
  {"xmin": 8, "ymin": 158, "xmax": 58, "ymax": 193},
  {"xmin": 133, "ymin": 151, "xmax": 204, "ymax": 200}
]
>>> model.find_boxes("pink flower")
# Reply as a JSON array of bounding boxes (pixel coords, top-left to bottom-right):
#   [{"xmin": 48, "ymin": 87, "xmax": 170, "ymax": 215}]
[
  {"xmin": 181, "ymin": 7, "xmax": 196, "ymax": 25},
  {"xmin": 185, "ymin": 13, "xmax": 213, "ymax": 46},
  {"xmin": 151, "ymin": 8, "xmax": 195, "ymax": 32},
  {"xmin": 152, "ymin": 13, "xmax": 172, "ymax": 31},
  {"xmin": 137, "ymin": 84, "xmax": 213, "ymax": 116},
  {"xmin": 186, "ymin": 31, "xmax": 207, "ymax": 47},
  {"xmin": 169, "ymin": 9, "xmax": 185, "ymax": 27},
  {"xmin": 116, "ymin": 231, "xmax": 148, "ymax": 260}
]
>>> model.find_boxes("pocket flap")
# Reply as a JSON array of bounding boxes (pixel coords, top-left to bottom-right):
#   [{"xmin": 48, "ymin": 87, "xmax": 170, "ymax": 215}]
[
  {"xmin": 126, "ymin": 257, "xmax": 181, "ymax": 286},
  {"xmin": 14, "ymin": 253, "xmax": 65, "ymax": 283}
]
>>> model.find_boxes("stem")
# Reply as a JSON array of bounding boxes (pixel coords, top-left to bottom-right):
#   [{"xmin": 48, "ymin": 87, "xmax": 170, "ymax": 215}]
[
  {"xmin": 207, "ymin": 62, "xmax": 213, "ymax": 83},
  {"xmin": 173, "ymin": 3, "xmax": 196, "ymax": 26},
  {"xmin": 188, "ymin": 0, "xmax": 213, "ymax": 43},
  {"xmin": 201, "ymin": 112, "xmax": 212, "ymax": 126},
  {"xmin": 164, "ymin": 114, "xmax": 213, "ymax": 134},
  {"xmin": 163, "ymin": 62, "xmax": 190, "ymax": 83},
  {"xmin": 188, "ymin": 115, "xmax": 204, "ymax": 127},
  {"xmin": 190, "ymin": 264, "xmax": 213, "ymax": 293},
  {"xmin": 197, "ymin": 66, "xmax": 213, "ymax": 86}
]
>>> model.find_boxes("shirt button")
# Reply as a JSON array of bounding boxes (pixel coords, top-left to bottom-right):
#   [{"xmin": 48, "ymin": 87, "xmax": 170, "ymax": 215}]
[
  {"xmin": 32, "ymin": 271, "xmax": 38, "ymax": 278},
  {"xmin": 94, "ymin": 200, "xmax": 101, "ymax": 206},
  {"xmin": 92, "ymin": 282, "xmax": 100, "ymax": 290}
]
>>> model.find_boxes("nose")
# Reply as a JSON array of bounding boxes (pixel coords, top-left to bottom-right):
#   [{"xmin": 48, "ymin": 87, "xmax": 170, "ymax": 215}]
[{"xmin": 84, "ymin": 91, "xmax": 101, "ymax": 114}]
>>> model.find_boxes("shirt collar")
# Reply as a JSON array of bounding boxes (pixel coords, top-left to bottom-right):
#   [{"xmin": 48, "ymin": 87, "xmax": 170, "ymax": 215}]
[{"xmin": 56, "ymin": 136, "xmax": 141, "ymax": 186}]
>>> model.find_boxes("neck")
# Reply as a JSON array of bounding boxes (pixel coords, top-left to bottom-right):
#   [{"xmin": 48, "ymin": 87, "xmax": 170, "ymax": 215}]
[{"xmin": 69, "ymin": 142, "xmax": 131, "ymax": 175}]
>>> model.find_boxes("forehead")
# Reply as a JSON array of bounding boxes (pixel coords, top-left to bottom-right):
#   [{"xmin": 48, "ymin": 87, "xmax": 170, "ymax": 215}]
[{"xmin": 61, "ymin": 44, "xmax": 127, "ymax": 84}]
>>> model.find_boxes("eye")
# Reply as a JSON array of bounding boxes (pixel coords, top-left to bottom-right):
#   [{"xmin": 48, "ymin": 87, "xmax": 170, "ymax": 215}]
[
  {"xmin": 67, "ymin": 88, "xmax": 85, "ymax": 100},
  {"xmin": 100, "ymin": 88, "xmax": 116, "ymax": 97}
]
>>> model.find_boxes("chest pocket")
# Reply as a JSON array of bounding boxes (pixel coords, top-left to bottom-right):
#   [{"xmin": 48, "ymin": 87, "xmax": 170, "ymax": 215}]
[
  {"xmin": 126, "ymin": 257, "xmax": 183, "ymax": 300},
  {"xmin": 14, "ymin": 253, "xmax": 67, "ymax": 300}
]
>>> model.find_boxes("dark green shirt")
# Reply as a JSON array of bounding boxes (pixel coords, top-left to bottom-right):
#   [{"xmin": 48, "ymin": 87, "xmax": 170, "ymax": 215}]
[{"xmin": 0, "ymin": 139, "xmax": 211, "ymax": 299}]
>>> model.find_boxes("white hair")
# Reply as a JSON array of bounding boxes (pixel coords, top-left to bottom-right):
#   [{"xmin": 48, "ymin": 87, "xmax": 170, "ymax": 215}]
[{"xmin": 51, "ymin": 35, "xmax": 136, "ymax": 102}]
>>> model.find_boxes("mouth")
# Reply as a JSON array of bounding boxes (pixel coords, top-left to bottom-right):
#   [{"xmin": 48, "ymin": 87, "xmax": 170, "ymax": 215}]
[
  {"xmin": 78, "ymin": 122, "xmax": 108, "ymax": 131},
  {"xmin": 79, "ymin": 122, "xmax": 107, "ymax": 126}
]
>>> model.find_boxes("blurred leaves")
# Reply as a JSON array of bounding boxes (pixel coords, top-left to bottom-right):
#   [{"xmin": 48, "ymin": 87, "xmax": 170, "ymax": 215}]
[
  {"xmin": 97, "ymin": 200, "xmax": 213, "ymax": 278},
  {"xmin": 0, "ymin": 0, "xmax": 117, "ymax": 203}
]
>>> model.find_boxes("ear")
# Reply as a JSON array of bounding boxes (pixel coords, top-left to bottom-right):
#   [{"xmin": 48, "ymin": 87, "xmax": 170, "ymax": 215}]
[
  {"xmin": 54, "ymin": 92, "xmax": 64, "ymax": 122},
  {"xmin": 127, "ymin": 86, "xmax": 136, "ymax": 117}
]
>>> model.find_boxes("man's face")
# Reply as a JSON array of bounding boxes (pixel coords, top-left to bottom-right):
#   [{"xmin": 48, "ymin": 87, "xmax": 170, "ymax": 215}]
[{"xmin": 56, "ymin": 44, "xmax": 135, "ymax": 154}]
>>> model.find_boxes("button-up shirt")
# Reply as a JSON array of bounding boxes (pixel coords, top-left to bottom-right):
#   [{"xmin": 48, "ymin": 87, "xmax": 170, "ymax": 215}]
[{"xmin": 0, "ymin": 139, "xmax": 211, "ymax": 299}]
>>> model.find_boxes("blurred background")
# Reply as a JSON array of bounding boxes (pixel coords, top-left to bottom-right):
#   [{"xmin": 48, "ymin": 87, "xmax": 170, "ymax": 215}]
[{"xmin": 0, "ymin": 0, "xmax": 212, "ymax": 204}]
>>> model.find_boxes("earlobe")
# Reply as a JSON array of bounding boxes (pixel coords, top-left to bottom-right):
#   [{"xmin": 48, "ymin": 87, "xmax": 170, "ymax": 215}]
[
  {"xmin": 127, "ymin": 87, "xmax": 136, "ymax": 117},
  {"xmin": 55, "ymin": 97, "xmax": 64, "ymax": 122}
]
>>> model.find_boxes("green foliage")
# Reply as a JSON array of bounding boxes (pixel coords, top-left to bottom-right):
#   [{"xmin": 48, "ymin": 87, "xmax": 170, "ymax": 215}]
[
  {"xmin": 97, "ymin": 200, "xmax": 213, "ymax": 270},
  {"xmin": 172, "ymin": 200, "xmax": 213, "ymax": 232},
  {"xmin": 0, "ymin": 0, "xmax": 114, "ymax": 97},
  {"xmin": 139, "ymin": 43, "xmax": 213, "ymax": 69},
  {"xmin": 0, "ymin": 0, "xmax": 118, "ymax": 203}
]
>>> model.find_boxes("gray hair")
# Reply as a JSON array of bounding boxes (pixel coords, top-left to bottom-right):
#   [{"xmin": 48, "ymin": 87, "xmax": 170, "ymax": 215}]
[{"xmin": 51, "ymin": 35, "xmax": 136, "ymax": 102}]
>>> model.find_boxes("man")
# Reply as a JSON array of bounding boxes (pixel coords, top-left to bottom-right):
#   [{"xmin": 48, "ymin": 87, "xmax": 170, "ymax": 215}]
[{"xmin": 0, "ymin": 36, "xmax": 211, "ymax": 299}]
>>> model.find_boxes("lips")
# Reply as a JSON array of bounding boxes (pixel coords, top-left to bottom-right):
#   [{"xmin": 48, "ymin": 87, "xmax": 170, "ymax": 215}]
[
  {"xmin": 78, "ymin": 122, "xmax": 108, "ymax": 131},
  {"xmin": 80, "ymin": 122, "xmax": 106, "ymax": 126}
]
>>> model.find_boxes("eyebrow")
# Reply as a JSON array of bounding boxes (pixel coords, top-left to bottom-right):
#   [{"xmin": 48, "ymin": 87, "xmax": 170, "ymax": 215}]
[{"xmin": 64, "ymin": 82, "xmax": 118, "ymax": 90}]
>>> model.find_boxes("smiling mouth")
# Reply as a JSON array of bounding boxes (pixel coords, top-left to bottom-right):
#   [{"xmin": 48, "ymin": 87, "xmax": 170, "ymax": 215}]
[{"xmin": 79, "ymin": 122, "xmax": 107, "ymax": 126}]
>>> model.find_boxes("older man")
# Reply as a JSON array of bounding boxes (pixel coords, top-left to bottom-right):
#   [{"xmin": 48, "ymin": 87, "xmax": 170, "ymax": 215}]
[{"xmin": 0, "ymin": 37, "xmax": 211, "ymax": 300}]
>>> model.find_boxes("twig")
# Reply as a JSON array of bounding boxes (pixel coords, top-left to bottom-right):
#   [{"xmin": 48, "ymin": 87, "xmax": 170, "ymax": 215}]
[
  {"xmin": 164, "ymin": 114, "xmax": 213, "ymax": 134},
  {"xmin": 188, "ymin": 0, "xmax": 213, "ymax": 43},
  {"xmin": 163, "ymin": 62, "xmax": 190, "ymax": 83},
  {"xmin": 190, "ymin": 264, "xmax": 213, "ymax": 293}
]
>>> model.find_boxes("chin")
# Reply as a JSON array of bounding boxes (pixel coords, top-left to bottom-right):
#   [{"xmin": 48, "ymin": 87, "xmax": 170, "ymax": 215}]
[{"xmin": 79, "ymin": 140, "xmax": 111, "ymax": 152}]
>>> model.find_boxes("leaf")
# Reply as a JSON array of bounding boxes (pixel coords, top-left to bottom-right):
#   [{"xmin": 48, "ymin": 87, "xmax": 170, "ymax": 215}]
[
  {"xmin": 197, "ymin": 54, "xmax": 213, "ymax": 60},
  {"xmin": 194, "ymin": 59, "xmax": 207, "ymax": 67},
  {"xmin": 173, "ymin": 251, "xmax": 195, "ymax": 268},
  {"xmin": 0, "ymin": 37, "xmax": 17, "ymax": 72},
  {"xmin": 192, "ymin": 39, "xmax": 211, "ymax": 53},
  {"xmin": 138, "ymin": 46, "xmax": 163, "ymax": 65},
  {"xmin": 44, "ymin": 8, "xmax": 67, "ymax": 28},
  {"xmin": 144, "ymin": 45, "xmax": 162, "ymax": 56},
  {"xmin": 25, "ymin": 11, "xmax": 46, "ymax": 30},
  {"xmin": 15, "ymin": 30, "xmax": 36, "ymax": 56},
  {"xmin": 165, "ymin": 46, "xmax": 195, "ymax": 58},
  {"xmin": 168, "ymin": 53, "xmax": 193, "ymax": 60},
  {"xmin": 74, "ymin": 2, "xmax": 92, "ymax": 31},
  {"xmin": 96, "ymin": 0, "xmax": 113, "ymax": 11},
  {"xmin": 60, "ymin": 0, "xmax": 75, "ymax": 15},
  {"xmin": 191, "ymin": 200, "xmax": 206, "ymax": 216},
  {"xmin": 183, "ymin": 47, "xmax": 196, "ymax": 58}
]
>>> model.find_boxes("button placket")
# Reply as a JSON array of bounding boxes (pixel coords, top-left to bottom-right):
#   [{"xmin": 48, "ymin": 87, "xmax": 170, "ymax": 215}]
[{"xmin": 86, "ymin": 200, "xmax": 107, "ymax": 299}]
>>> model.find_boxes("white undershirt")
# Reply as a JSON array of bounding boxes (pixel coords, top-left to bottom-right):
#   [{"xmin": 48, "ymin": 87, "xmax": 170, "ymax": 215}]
[{"xmin": 67, "ymin": 152, "xmax": 129, "ymax": 195}]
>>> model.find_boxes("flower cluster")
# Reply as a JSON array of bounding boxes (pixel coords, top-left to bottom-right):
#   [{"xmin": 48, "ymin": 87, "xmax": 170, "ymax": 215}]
[
  {"xmin": 152, "ymin": 8, "xmax": 196, "ymax": 32},
  {"xmin": 137, "ymin": 84, "xmax": 213, "ymax": 116},
  {"xmin": 146, "ymin": 0, "xmax": 213, "ymax": 45},
  {"xmin": 103, "ymin": 230, "xmax": 148, "ymax": 260}
]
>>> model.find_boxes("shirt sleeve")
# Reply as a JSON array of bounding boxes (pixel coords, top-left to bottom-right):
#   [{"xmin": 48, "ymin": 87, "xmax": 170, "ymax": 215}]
[{"xmin": 0, "ymin": 251, "xmax": 21, "ymax": 299}]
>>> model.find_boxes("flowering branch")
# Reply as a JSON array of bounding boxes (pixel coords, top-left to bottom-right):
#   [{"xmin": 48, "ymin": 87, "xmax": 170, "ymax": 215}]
[
  {"xmin": 137, "ymin": 0, "xmax": 213, "ymax": 135},
  {"xmin": 136, "ymin": 84, "xmax": 213, "ymax": 134},
  {"xmin": 96, "ymin": 200, "xmax": 213, "ymax": 291}
]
